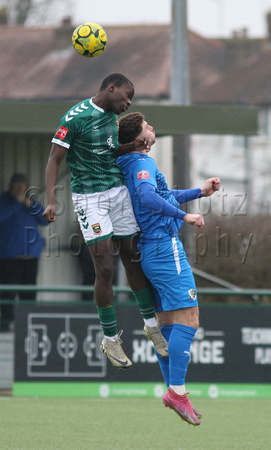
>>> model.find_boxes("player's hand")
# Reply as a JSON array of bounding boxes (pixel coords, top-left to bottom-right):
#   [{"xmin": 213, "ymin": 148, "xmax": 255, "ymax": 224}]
[
  {"xmin": 116, "ymin": 139, "xmax": 150, "ymax": 156},
  {"xmin": 134, "ymin": 137, "xmax": 150, "ymax": 151},
  {"xmin": 201, "ymin": 177, "xmax": 220, "ymax": 197},
  {"xmin": 24, "ymin": 196, "xmax": 32, "ymax": 208},
  {"xmin": 42, "ymin": 203, "xmax": 56, "ymax": 223},
  {"xmin": 184, "ymin": 213, "xmax": 204, "ymax": 228}
]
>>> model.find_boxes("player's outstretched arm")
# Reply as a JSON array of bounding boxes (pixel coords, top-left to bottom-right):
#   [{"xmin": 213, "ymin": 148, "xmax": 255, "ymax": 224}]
[
  {"xmin": 201, "ymin": 177, "xmax": 220, "ymax": 197},
  {"xmin": 170, "ymin": 188, "xmax": 201, "ymax": 204},
  {"xmin": 43, "ymin": 143, "xmax": 66, "ymax": 223},
  {"xmin": 137, "ymin": 183, "xmax": 187, "ymax": 219},
  {"xmin": 183, "ymin": 213, "xmax": 204, "ymax": 228}
]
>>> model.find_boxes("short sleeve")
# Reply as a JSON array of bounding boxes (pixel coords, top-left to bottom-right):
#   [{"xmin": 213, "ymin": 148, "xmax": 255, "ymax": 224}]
[{"xmin": 52, "ymin": 116, "xmax": 75, "ymax": 149}]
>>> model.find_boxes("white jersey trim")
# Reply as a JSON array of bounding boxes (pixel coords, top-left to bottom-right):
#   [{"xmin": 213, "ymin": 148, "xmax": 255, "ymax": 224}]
[
  {"xmin": 89, "ymin": 97, "xmax": 104, "ymax": 113},
  {"xmin": 51, "ymin": 138, "xmax": 70, "ymax": 149}
]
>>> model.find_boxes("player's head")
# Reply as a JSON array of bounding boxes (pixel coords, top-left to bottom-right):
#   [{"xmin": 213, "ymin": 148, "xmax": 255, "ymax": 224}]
[
  {"xmin": 100, "ymin": 73, "xmax": 134, "ymax": 91},
  {"xmin": 99, "ymin": 73, "xmax": 134, "ymax": 115},
  {"xmin": 9, "ymin": 173, "xmax": 28, "ymax": 198},
  {"xmin": 119, "ymin": 112, "xmax": 156, "ymax": 150}
]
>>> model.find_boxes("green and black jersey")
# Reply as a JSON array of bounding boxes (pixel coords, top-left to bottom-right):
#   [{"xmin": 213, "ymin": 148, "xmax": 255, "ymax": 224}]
[{"xmin": 52, "ymin": 98, "xmax": 125, "ymax": 193}]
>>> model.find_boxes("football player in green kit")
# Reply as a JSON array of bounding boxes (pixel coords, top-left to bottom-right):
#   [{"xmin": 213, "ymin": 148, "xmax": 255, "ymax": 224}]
[{"xmin": 43, "ymin": 73, "xmax": 168, "ymax": 369}]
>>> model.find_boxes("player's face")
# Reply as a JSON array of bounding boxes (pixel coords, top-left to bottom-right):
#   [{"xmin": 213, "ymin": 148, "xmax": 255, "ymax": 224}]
[
  {"xmin": 10, "ymin": 182, "xmax": 27, "ymax": 199},
  {"xmin": 108, "ymin": 83, "xmax": 134, "ymax": 115},
  {"xmin": 138, "ymin": 121, "xmax": 156, "ymax": 149}
]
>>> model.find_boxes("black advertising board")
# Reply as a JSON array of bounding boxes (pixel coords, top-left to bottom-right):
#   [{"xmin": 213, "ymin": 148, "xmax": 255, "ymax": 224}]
[{"xmin": 15, "ymin": 303, "xmax": 271, "ymax": 383}]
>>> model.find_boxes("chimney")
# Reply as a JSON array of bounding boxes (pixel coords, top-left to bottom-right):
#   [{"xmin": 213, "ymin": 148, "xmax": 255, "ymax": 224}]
[
  {"xmin": 0, "ymin": 7, "xmax": 8, "ymax": 25},
  {"xmin": 54, "ymin": 17, "xmax": 74, "ymax": 50},
  {"xmin": 266, "ymin": 11, "xmax": 271, "ymax": 42}
]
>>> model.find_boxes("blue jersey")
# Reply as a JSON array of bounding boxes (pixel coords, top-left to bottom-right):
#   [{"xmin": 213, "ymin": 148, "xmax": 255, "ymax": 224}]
[{"xmin": 117, "ymin": 153, "xmax": 183, "ymax": 242}]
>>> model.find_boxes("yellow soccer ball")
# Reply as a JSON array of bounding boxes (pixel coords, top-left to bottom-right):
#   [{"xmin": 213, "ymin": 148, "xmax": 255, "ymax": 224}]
[{"xmin": 72, "ymin": 22, "xmax": 107, "ymax": 58}]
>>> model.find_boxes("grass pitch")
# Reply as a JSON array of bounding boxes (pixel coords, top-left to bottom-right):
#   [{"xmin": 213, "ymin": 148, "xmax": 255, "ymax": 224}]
[{"xmin": 0, "ymin": 397, "xmax": 269, "ymax": 449}]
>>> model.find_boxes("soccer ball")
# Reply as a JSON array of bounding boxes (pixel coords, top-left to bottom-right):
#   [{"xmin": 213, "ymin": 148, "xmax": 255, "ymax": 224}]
[{"xmin": 72, "ymin": 22, "xmax": 107, "ymax": 58}]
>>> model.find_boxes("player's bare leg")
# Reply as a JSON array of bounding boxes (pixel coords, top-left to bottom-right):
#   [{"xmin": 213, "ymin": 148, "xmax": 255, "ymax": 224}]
[
  {"xmin": 116, "ymin": 237, "xmax": 168, "ymax": 357},
  {"xmin": 88, "ymin": 238, "xmax": 115, "ymax": 308},
  {"xmin": 156, "ymin": 307, "xmax": 199, "ymax": 329},
  {"xmin": 114, "ymin": 235, "xmax": 147, "ymax": 291},
  {"xmin": 88, "ymin": 238, "xmax": 132, "ymax": 369}
]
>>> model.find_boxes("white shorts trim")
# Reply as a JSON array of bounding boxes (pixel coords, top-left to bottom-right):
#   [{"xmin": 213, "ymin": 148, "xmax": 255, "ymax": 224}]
[{"xmin": 72, "ymin": 185, "xmax": 140, "ymax": 244}]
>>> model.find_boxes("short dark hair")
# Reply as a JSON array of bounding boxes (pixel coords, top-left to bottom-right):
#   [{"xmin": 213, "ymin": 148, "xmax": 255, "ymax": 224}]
[
  {"xmin": 118, "ymin": 112, "xmax": 145, "ymax": 144},
  {"xmin": 100, "ymin": 73, "xmax": 134, "ymax": 91},
  {"xmin": 9, "ymin": 173, "xmax": 27, "ymax": 189}
]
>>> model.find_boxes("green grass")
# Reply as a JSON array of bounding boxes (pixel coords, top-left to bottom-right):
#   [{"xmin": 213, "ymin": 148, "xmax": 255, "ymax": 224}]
[{"xmin": 0, "ymin": 397, "xmax": 270, "ymax": 450}]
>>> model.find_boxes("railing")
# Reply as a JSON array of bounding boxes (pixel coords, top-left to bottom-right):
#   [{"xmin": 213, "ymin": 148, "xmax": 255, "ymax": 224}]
[{"xmin": 0, "ymin": 284, "xmax": 271, "ymax": 300}]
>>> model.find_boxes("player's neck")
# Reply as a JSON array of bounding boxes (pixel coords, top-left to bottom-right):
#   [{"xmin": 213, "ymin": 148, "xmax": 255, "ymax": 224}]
[
  {"xmin": 131, "ymin": 149, "xmax": 149, "ymax": 155},
  {"xmin": 92, "ymin": 93, "xmax": 108, "ymax": 111}
]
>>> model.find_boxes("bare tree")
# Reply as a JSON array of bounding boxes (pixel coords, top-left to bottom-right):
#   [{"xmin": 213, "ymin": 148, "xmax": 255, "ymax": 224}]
[
  {"xmin": 16, "ymin": 0, "xmax": 32, "ymax": 24},
  {"xmin": 6, "ymin": 0, "xmax": 73, "ymax": 25}
]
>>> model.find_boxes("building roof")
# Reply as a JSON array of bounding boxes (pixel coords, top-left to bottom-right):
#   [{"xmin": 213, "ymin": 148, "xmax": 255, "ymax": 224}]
[
  {"xmin": 0, "ymin": 23, "xmax": 225, "ymax": 102},
  {"xmin": 1, "ymin": 21, "xmax": 270, "ymax": 105},
  {"xmin": 193, "ymin": 50, "xmax": 271, "ymax": 105}
]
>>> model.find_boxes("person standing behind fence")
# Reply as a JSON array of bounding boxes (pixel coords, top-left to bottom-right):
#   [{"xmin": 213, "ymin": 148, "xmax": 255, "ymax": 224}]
[{"xmin": 0, "ymin": 173, "xmax": 48, "ymax": 331}]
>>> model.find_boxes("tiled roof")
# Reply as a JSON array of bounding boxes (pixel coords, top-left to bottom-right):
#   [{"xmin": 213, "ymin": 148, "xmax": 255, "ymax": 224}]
[
  {"xmin": 0, "ymin": 23, "xmax": 225, "ymax": 102},
  {"xmin": 1, "ymin": 22, "xmax": 269, "ymax": 105},
  {"xmin": 193, "ymin": 51, "xmax": 271, "ymax": 105}
]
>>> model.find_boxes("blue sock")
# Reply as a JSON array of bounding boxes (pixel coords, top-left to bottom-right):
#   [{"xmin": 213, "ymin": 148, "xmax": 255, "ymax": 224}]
[
  {"xmin": 155, "ymin": 324, "xmax": 173, "ymax": 387},
  {"xmin": 168, "ymin": 323, "xmax": 197, "ymax": 386}
]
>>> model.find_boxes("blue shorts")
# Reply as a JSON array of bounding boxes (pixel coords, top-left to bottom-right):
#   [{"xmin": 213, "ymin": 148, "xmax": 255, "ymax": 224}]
[{"xmin": 140, "ymin": 237, "xmax": 198, "ymax": 312}]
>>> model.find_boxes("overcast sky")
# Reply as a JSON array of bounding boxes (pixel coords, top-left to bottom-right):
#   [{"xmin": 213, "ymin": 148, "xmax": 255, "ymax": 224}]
[
  {"xmin": 68, "ymin": 0, "xmax": 271, "ymax": 38},
  {"xmin": 17, "ymin": 0, "xmax": 271, "ymax": 38}
]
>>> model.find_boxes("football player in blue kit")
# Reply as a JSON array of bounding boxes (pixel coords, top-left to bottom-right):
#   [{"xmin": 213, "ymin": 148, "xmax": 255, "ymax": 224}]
[{"xmin": 117, "ymin": 112, "xmax": 220, "ymax": 426}]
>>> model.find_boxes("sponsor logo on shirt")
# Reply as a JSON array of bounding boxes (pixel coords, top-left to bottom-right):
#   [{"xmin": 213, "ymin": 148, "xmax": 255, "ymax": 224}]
[
  {"xmin": 56, "ymin": 126, "xmax": 68, "ymax": 140},
  {"xmin": 107, "ymin": 135, "xmax": 115, "ymax": 149},
  {"xmin": 137, "ymin": 170, "xmax": 149, "ymax": 181},
  {"xmin": 92, "ymin": 149, "xmax": 109, "ymax": 154},
  {"xmin": 92, "ymin": 223, "xmax": 102, "ymax": 235}
]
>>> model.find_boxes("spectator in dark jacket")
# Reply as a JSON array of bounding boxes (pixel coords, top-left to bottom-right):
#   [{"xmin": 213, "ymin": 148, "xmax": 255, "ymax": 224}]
[{"xmin": 0, "ymin": 173, "xmax": 48, "ymax": 331}]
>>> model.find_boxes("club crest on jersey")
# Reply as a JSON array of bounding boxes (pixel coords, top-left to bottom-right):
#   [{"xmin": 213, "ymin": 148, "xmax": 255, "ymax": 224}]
[
  {"xmin": 116, "ymin": 119, "xmax": 119, "ymax": 131},
  {"xmin": 137, "ymin": 170, "xmax": 149, "ymax": 181},
  {"xmin": 92, "ymin": 223, "xmax": 102, "ymax": 235},
  {"xmin": 188, "ymin": 289, "xmax": 197, "ymax": 301},
  {"xmin": 56, "ymin": 126, "xmax": 68, "ymax": 140}
]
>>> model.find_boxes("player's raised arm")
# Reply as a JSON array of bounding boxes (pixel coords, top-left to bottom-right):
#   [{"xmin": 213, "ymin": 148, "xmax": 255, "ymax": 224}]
[{"xmin": 43, "ymin": 143, "xmax": 67, "ymax": 223}]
